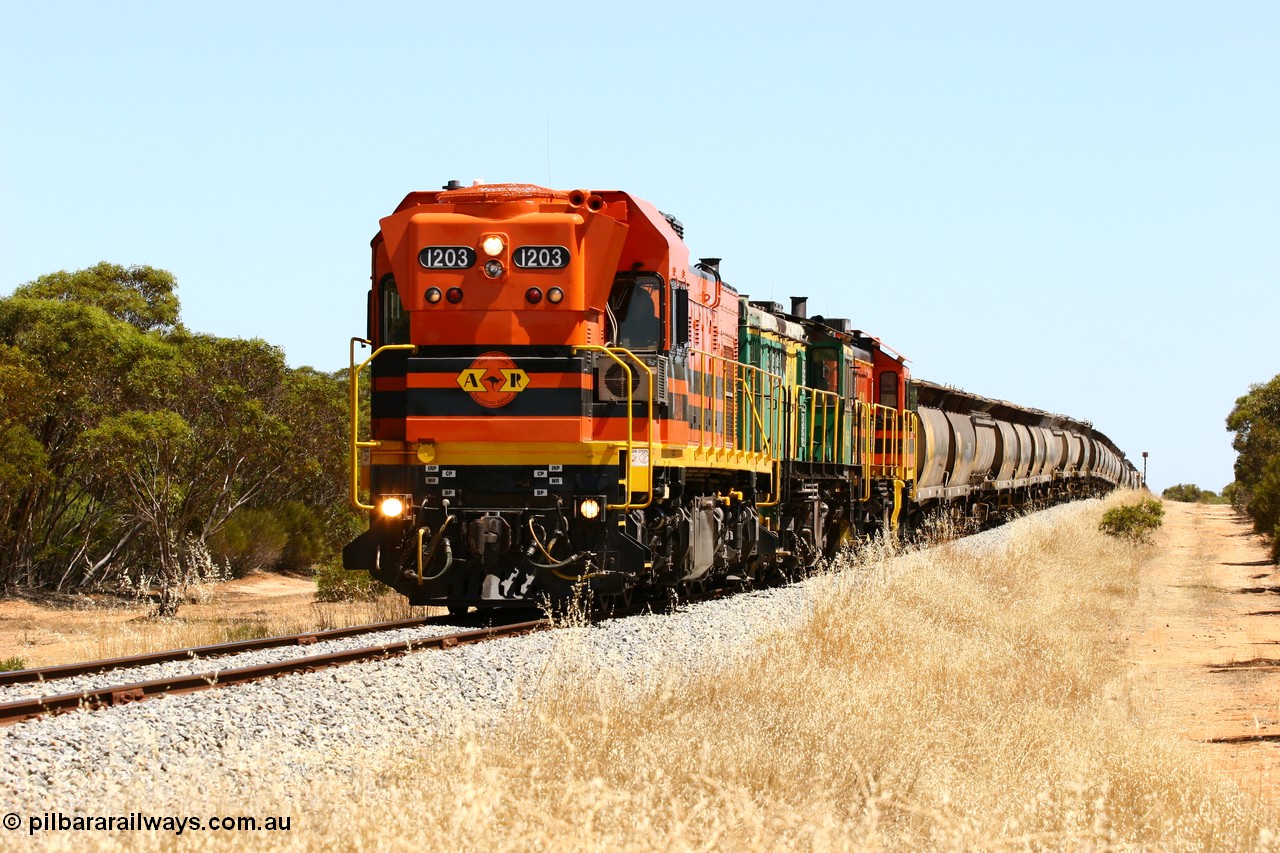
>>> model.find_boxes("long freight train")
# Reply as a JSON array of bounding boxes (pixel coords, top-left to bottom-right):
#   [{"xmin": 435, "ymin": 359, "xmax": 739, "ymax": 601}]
[{"xmin": 342, "ymin": 183, "xmax": 1140, "ymax": 607}]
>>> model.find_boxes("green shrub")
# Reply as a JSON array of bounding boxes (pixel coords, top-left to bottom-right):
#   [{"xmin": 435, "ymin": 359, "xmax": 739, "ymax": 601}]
[
  {"xmin": 0, "ymin": 657, "xmax": 28, "ymax": 672},
  {"xmin": 275, "ymin": 501, "xmax": 330, "ymax": 572},
  {"xmin": 1162, "ymin": 483, "xmax": 1203, "ymax": 502},
  {"xmin": 314, "ymin": 559, "xmax": 389, "ymax": 602},
  {"xmin": 209, "ymin": 508, "xmax": 288, "ymax": 576},
  {"xmin": 1099, "ymin": 499, "xmax": 1165, "ymax": 544},
  {"xmin": 1248, "ymin": 456, "xmax": 1280, "ymax": 537}
]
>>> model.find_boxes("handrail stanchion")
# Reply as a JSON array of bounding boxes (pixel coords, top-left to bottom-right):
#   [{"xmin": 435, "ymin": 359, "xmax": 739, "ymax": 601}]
[
  {"xmin": 611, "ymin": 347, "xmax": 655, "ymax": 510},
  {"xmin": 573, "ymin": 345, "xmax": 645, "ymax": 510},
  {"xmin": 349, "ymin": 338, "xmax": 415, "ymax": 510}
]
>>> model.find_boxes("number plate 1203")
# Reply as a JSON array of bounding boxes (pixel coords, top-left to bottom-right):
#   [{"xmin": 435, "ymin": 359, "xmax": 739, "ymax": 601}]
[{"xmin": 513, "ymin": 245, "xmax": 569, "ymax": 269}]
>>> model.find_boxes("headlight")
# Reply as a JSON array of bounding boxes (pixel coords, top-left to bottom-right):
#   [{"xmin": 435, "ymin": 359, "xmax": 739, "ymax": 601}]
[
  {"xmin": 483, "ymin": 260, "xmax": 504, "ymax": 279},
  {"xmin": 578, "ymin": 497, "xmax": 601, "ymax": 520},
  {"xmin": 378, "ymin": 496, "xmax": 406, "ymax": 518},
  {"xmin": 481, "ymin": 235, "xmax": 505, "ymax": 256},
  {"xmin": 547, "ymin": 287, "xmax": 564, "ymax": 304}
]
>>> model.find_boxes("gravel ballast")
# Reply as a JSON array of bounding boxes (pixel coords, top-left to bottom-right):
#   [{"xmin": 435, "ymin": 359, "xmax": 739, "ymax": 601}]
[
  {"xmin": 0, "ymin": 621, "xmax": 478, "ymax": 705},
  {"xmin": 0, "ymin": 502, "xmax": 1093, "ymax": 815},
  {"xmin": 1, "ymin": 583, "xmax": 813, "ymax": 811}
]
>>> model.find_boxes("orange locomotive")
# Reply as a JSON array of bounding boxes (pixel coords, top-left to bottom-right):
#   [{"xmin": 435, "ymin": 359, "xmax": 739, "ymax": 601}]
[
  {"xmin": 342, "ymin": 182, "xmax": 915, "ymax": 607},
  {"xmin": 342, "ymin": 182, "xmax": 1139, "ymax": 608}
]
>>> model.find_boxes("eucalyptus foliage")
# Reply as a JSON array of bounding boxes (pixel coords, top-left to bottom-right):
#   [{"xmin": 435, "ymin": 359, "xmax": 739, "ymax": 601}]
[
  {"xmin": 1226, "ymin": 373, "xmax": 1280, "ymax": 561},
  {"xmin": 0, "ymin": 264, "xmax": 353, "ymax": 614}
]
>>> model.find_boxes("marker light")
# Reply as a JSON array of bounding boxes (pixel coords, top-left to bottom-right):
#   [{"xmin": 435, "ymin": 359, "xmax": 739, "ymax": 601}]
[
  {"xmin": 425, "ymin": 287, "xmax": 443, "ymax": 304},
  {"xmin": 483, "ymin": 260, "xmax": 504, "ymax": 279},
  {"xmin": 446, "ymin": 287, "xmax": 464, "ymax": 303},
  {"xmin": 481, "ymin": 235, "xmax": 505, "ymax": 256},
  {"xmin": 378, "ymin": 496, "xmax": 405, "ymax": 518},
  {"xmin": 525, "ymin": 287, "xmax": 543, "ymax": 304},
  {"xmin": 578, "ymin": 497, "xmax": 601, "ymax": 520},
  {"xmin": 547, "ymin": 287, "xmax": 565, "ymax": 304}
]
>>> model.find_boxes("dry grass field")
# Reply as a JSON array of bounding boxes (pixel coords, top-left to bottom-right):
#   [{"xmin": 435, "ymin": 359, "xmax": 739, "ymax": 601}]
[
  {"xmin": 11, "ymin": 493, "xmax": 1280, "ymax": 851},
  {"xmin": 0, "ymin": 574, "xmax": 428, "ymax": 668},
  {"xmin": 298, "ymin": 492, "xmax": 1270, "ymax": 852}
]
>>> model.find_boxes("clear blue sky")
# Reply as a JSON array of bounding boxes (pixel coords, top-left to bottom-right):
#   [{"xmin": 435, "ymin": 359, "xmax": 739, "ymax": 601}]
[{"xmin": 2, "ymin": 1, "xmax": 1276, "ymax": 493}]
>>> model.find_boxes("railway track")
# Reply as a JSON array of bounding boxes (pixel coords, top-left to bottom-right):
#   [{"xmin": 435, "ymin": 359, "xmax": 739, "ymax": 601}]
[
  {"xmin": 0, "ymin": 520, "xmax": 1008, "ymax": 728},
  {"xmin": 0, "ymin": 614, "xmax": 547, "ymax": 726}
]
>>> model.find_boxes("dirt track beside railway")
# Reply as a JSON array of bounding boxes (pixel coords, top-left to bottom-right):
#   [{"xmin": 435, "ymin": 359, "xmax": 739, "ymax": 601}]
[{"xmin": 1117, "ymin": 501, "xmax": 1280, "ymax": 802}]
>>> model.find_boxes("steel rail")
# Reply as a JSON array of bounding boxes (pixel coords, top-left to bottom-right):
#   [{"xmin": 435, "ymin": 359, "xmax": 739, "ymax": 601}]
[
  {"xmin": 0, "ymin": 613, "xmax": 484, "ymax": 687},
  {"xmin": 0, "ymin": 618, "xmax": 548, "ymax": 727}
]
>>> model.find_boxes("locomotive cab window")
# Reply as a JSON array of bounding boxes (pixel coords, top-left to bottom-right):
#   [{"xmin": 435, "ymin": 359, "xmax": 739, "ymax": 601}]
[
  {"xmin": 379, "ymin": 274, "xmax": 410, "ymax": 345},
  {"xmin": 879, "ymin": 370, "xmax": 899, "ymax": 408},
  {"xmin": 608, "ymin": 272, "xmax": 663, "ymax": 351},
  {"xmin": 819, "ymin": 358, "xmax": 838, "ymax": 392}
]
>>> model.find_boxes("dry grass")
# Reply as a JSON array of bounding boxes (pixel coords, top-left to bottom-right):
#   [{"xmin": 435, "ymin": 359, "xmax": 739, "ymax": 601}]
[
  {"xmin": 80, "ymin": 596, "xmax": 432, "ymax": 660},
  {"xmin": 1, "ymin": 587, "xmax": 434, "ymax": 668},
  {"xmin": 30, "ymin": 492, "xmax": 1280, "ymax": 850}
]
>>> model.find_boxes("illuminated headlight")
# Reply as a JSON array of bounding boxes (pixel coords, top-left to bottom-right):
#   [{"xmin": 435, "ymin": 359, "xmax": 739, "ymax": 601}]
[
  {"xmin": 483, "ymin": 260, "xmax": 504, "ymax": 279},
  {"xmin": 578, "ymin": 497, "xmax": 601, "ymax": 520},
  {"xmin": 481, "ymin": 235, "xmax": 505, "ymax": 256},
  {"xmin": 378, "ymin": 496, "xmax": 406, "ymax": 518}
]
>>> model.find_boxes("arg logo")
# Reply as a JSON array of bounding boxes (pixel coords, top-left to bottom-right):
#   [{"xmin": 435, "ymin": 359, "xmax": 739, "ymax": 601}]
[{"xmin": 455, "ymin": 351, "xmax": 529, "ymax": 409}]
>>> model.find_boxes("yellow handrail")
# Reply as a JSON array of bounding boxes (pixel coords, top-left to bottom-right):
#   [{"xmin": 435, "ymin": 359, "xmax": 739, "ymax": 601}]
[
  {"xmin": 903, "ymin": 410, "xmax": 918, "ymax": 484},
  {"xmin": 612, "ymin": 347, "xmax": 655, "ymax": 511},
  {"xmin": 863, "ymin": 404, "xmax": 917, "ymax": 486},
  {"xmin": 687, "ymin": 348, "xmax": 782, "ymax": 507},
  {"xmin": 794, "ymin": 385, "xmax": 842, "ymax": 464},
  {"xmin": 349, "ymin": 337, "xmax": 415, "ymax": 510},
  {"xmin": 688, "ymin": 348, "xmax": 786, "ymax": 464},
  {"xmin": 735, "ymin": 376, "xmax": 776, "ymax": 459},
  {"xmin": 737, "ymin": 377, "xmax": 783, "ymax": 507},
  {"xmin": 856, "ymin": 400, "xmax": 873, "ymax": 501},
  {"xmin": 573, "ymin": 345, "xmax": 653, "ymax": 510}
]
